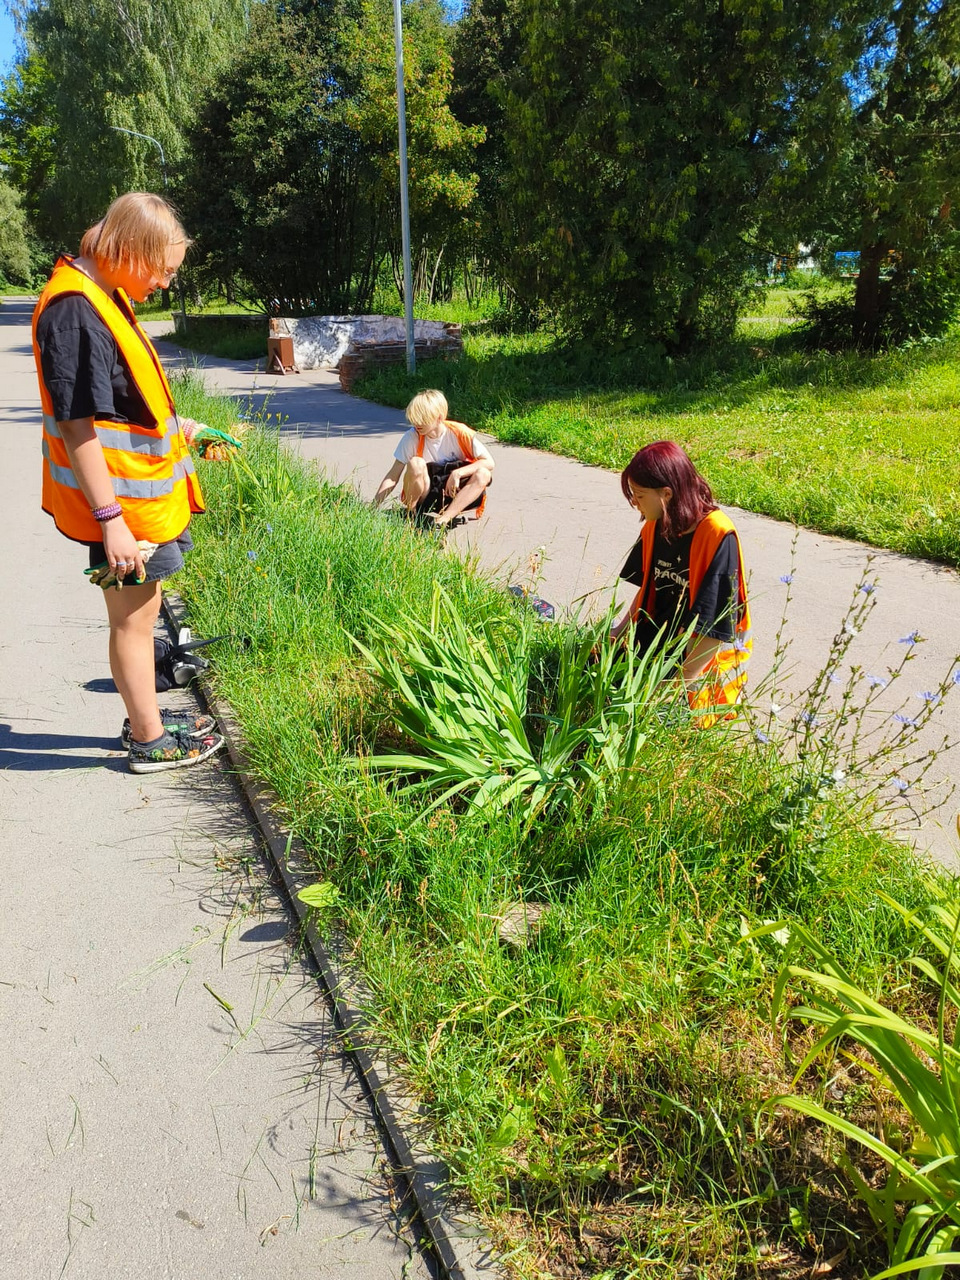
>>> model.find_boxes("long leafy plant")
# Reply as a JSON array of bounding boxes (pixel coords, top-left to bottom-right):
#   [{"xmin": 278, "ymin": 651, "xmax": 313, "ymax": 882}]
[
  {"xmin": 352, "ymin": 584, "xmax": 690, "ymax": 825},
  {"xmin": 760, "ymin": 874, "xmax": 960, "ymax": 1278}
]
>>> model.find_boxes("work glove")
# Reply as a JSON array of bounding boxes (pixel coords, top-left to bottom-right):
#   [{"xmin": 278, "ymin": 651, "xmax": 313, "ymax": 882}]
[{"xmin": 85, "ymin": 541, "xmax": 158, "ymax": 590}]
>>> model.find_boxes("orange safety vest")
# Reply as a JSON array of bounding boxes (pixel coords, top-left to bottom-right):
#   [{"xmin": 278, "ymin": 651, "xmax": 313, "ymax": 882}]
[
  {"xmin": 415, "ymin": 419, "xmax": 488, "ymax": 517},
  {"xmin": 629, "ymin": 509, "xmax": 752, "ymax": 720},
  {"xmin": 32, "ymin": 256, "xmax": 204, "ymax": 544}
]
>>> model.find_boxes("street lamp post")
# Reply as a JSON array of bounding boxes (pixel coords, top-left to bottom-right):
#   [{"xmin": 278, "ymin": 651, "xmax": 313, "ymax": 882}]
[
  {"xmin": 110, "ymin": 125, "xmax": 188, "ymax": 331},
  {"xmin": 392, "ymin": 0, "xmax": 416, "ymax": 376}
]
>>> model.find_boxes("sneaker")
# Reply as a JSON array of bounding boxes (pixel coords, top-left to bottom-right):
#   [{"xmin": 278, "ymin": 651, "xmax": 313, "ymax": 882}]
[
  {"xmin": 128, "ymin": 726, "xmax": 225, "ymax": 774},
  {"xmin": 120, "ymin": 708, "xmax": 217, "ymax": 749}
]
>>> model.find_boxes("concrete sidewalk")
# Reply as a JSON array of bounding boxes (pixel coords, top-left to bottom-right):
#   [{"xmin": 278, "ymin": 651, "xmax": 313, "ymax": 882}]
[
  {"xmin": 0, "ymin": 298, "xmax": 431, "ymax": 1279},
  {"xmin": 148, "ymin": 325, "xmax": 960, "ymax": 867}
]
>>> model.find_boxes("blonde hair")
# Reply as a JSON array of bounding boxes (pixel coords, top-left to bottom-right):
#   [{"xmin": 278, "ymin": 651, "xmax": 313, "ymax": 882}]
[
  {"xmin": 405, "ymin": 389, "xmax": 448, "ymax": 430},
  {"xmin": 80, "ymin": 192, "xmax": 190, "ymax": 276}
]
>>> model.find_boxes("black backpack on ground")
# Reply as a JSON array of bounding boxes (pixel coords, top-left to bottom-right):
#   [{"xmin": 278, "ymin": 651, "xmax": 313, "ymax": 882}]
[{"xmin": 154, "ymin": 629, "xmax": 228, "ymax": 692}]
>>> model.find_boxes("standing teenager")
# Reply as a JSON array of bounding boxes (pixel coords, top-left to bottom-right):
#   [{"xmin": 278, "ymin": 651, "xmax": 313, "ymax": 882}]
[
  {"xmin": 611, "ymin": 441, "xmax": 751, "ymax": 720},
  {"xmin": 32, "ymin": 192, "xmax": 223, "ymax": 772}
]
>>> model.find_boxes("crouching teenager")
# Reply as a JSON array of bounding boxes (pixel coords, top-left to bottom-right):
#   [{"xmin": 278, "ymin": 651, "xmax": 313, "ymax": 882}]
[
  {"xmin": 611, "ymin": 441, "xmax": 751, "ymax": 722},
  {"xmin": 373, "ymin": 390, "xmax": 494, "ymax": 528}
]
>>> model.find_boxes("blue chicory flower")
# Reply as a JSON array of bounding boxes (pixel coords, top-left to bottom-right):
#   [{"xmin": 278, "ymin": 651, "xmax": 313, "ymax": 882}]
[
  {"xmin": 899, "ymin": 630, "xmax": 921, "ymax": 645},
  {"xmin": 754, "ymin": 730, "xmax": 770, "ymax": 744},
  {"xmin": 865, "ymin": 675, "xmax": 886, "ymax": 689},
  {"xmin": 891, "ymin": 778, "xmax": 909, "ymax": 792},
  {"xmin": 780, "ymin": 574, "xmax": 794, "ymax": 585},
  {"xmin": 859, "ymin": 583, "xmax": 876, "ymax": 595},
  {"xmin": 916, "ymin": 690, "xmax": 940, "ymax": 704},
  {"xmin": 247, "ymin": 550, "xmax": 257, "ymax": 561},
  {"xmin": 893, "ymin": 713, "xmax": 918, "ymax": 727}
]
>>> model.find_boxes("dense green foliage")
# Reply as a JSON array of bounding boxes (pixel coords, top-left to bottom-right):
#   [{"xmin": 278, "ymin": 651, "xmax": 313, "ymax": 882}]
[
  {"xmin": 807, "ymin": 0, "xmax": 960, "ymax": 347},
  {"xmin": 491, "ymin": 0, "xmax": 859, "ymax": 347},
  {"xmin": 169, "ymin": 380, "xmax": 955, "ymax": 1275},
  {"xmin": 2, "ymin": 0, "xmax": 246, "ymax": 249},
  {"xmin": 0, "ymin": 53, "xmax": 56, "ymax": 263},
  {"xmin": 178, "ymin": 0, "xmax": 481, "ymax": 312},
  {"xmin": 177, "ymin": 3, "xmax": 366, "ymax": 312},
  {"xmin": 2, "ymin": 0, "xmax": 958, "ymax": 342},
  {"xmin": 0, "ymin": 178, "xmax": 33, "ymax": 285}
]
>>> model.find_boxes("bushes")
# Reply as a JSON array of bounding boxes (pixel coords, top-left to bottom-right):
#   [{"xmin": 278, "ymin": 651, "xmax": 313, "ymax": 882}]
[{"xmin": 793, "ymin": 269, "xmax": 960, "ymax": 350}]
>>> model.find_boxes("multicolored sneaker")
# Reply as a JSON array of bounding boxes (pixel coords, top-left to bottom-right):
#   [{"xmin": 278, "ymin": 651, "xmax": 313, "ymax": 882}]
[
  {"xmin": 128, "ymin": 726, "xmax": 224, "ymax": 774},
  {"xmin": 120, "ymin": 708, "xmax": 217, "ymax": 749}
]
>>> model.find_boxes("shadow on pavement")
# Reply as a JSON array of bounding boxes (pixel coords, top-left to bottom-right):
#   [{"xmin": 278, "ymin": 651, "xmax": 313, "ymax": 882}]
[
  {"xmin": 83, "ymin": 677, "xmax": 118, "ymax": 693},
  {"xmin": 0, "ymin": 722, "xmax": 123, "ymax": 770}
]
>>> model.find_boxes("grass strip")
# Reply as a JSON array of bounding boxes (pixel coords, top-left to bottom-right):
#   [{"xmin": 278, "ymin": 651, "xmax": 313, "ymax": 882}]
[{"xmin": 174, "ymin": 374, "xmax": 951, "ymax": 1278}]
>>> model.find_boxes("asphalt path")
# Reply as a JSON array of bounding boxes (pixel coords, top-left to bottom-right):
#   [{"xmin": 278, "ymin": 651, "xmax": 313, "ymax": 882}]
[
  {"xmin": 144, "ymin": 322, "xmax": 960, "ymax": 868},
  {"xmin": 0, "ymin": 298, "xmax": 431, "ymax": 1280}
]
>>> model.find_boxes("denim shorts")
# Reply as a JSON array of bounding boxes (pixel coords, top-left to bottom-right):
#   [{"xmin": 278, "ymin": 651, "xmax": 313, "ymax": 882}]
[{"xmin": 87, "ymin": 529, "xmax": 194, "ymax": 583}]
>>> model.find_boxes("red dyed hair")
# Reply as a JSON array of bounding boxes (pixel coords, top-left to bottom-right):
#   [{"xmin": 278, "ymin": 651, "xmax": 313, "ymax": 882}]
[{"xmin": 620, "ymin": 441, "xmax": 717, "ymax": 540}]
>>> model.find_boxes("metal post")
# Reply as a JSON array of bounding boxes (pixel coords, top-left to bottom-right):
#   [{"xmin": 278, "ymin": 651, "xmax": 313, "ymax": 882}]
[
  {"xmin": 392, "ymin": 0, "xmax": 416, "ymax": 376},
  {"xmin": 110, "ymin": 126, "xmax": 188, "ymax": 331}
]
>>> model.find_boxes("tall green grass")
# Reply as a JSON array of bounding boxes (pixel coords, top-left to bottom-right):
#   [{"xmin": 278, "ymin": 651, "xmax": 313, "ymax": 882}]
[{"xmin": 172, "ymin": 385, "xmax": 954, "ymax": 1278}]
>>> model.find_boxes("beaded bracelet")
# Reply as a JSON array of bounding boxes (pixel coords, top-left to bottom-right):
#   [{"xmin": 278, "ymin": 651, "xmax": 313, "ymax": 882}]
[{"xmin": 92, "ymin": 501, "xmax": 123, "ymax": 523}]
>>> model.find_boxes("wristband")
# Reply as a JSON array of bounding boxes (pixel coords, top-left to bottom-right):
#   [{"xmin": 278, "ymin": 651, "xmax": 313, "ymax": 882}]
[{"xmin": 92, "ymin": 501, "xmax": 123, "ymax": 523}]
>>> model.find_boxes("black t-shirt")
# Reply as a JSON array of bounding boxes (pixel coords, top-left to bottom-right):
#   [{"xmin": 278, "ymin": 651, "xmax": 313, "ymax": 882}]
[
  {"xmin": 624, "ymin": 525, "xmax": 740, "ymax": 653},
  {"xmin": 35, "ymin": 292, "xmax": 154, "ymax": 427}
]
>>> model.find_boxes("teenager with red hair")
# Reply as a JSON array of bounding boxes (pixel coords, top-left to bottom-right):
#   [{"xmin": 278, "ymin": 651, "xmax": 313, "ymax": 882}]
[{"xmin": 610, "ymin": 441, "xmax": 751, "ymax": 719}]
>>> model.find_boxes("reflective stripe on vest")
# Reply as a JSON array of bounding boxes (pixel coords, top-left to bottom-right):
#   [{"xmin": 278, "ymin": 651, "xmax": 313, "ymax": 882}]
[
  {"xmin": 630, "ymin": 509, "xmax": 751, "ymax": 720},
  {"xmin": 415, "ymin": 420, "xmax": 487, "ymax": 517},
  {"xmin": 43, "ymin": 413, "xmax": 174, "ymax": 459},
  {"xmin": 33, "ymin": 257, "xmax": 205, "ymax": 544}
]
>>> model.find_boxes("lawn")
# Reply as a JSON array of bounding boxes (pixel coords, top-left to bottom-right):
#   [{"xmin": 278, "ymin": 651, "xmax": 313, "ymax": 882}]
[
  {"xmin": 172, "ymin": 372, "xmax": 959, "ymax": 1279},
  {"xmin": 356, "ymin": 287, "xmax": 960, "ymax": 568}
]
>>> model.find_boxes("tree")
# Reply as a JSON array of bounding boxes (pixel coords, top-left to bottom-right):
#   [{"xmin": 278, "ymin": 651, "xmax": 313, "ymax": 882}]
[
  {"xmin": 449, "ymin": 0, "xmax": 523, "ymax": 299},
  {"xmin": 490, "ymin": 0, "xmax": 866, "ymax": 349},
  {"xmin": 2, "ymin": 0, "xmax": 247, "ymax": 247},
  {"xmin": 0, "ymin": 178, "xmax": 33, "ymax": 284},
  {"xmin": 0, "ymin": 54, "xmax": 57, "ymax": 251},
  {"xmin": 838, "ymin": 1, "xmax": 960, "ymax": 345},
  {"xmin": 179, "ymin": 0, "xmax": 482, "ymax": 311},
  {"xmin": 178, "ymin": 2, "xmax": 378, "ymax": 312},
  {"xmin": 338, "ymin": 0, "xmax": 483, "ymax": 303}
]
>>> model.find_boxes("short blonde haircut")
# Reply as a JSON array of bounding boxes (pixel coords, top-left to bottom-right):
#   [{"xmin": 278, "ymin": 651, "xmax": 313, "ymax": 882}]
[
  {"xmin": 80, "ymin": 192, "xmax": 190, "ymax": 276},
  {"xmin": 406, "ymin": 389, "xmax": 448, "ymax": 430}
]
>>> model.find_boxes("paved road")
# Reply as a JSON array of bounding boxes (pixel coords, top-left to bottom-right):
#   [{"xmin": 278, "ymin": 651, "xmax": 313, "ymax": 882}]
[
  {"xmin": 0, "ymin": 298, "xmax": 431, "ymax": 1279},
  {"xmin": 147, "ymin": 323, "xmax": 960, "ymax": 867}
]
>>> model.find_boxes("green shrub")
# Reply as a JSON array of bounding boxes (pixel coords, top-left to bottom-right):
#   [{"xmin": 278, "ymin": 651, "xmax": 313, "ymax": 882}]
[{"xmin": 794, "ymin": 270, "xmax": 960, "ymax": 350}]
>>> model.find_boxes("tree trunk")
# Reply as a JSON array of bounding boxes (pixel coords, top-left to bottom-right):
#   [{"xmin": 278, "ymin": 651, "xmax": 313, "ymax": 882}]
[{"xmin": 852, "ymin": 242, "xmax": 886, "ymax": 347}]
